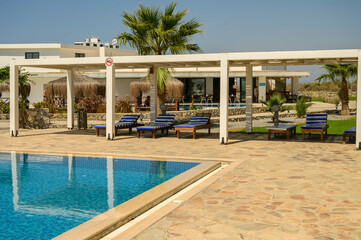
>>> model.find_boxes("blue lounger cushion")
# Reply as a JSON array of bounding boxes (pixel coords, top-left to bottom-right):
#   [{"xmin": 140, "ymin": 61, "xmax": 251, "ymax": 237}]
[
  {"xmin": 344, "ymin": 127, "xmax": 356, "ymax": 134},
  {"xmin": 301, "ymin": 123, "xmax": 327, "ymax": 129},
  {"xmin": 136, "ymin": 114, "xmax": 175, "ymax": 130},
  {"xmin": 301, "ymin": 113, "xmax": 328, "ymax": 130},
  {"xmin": 94, "ymin": 114, "xmax": 140, "ymax": 129},
  {"xmin": 174, "ymin": 116, "xmax": 209, "ymax": 128}
]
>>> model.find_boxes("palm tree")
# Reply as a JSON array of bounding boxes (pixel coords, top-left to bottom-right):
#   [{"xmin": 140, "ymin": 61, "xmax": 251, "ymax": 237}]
[
  {"xmin": 117, "ymin": 2, "xmax": 203, "ymax": 112},
  {"xmin": 0, "ymin": 66, "xmax": 32, "ymax": 128},
  {"xmin": 260, "ymin": 93, "xmax": 287, "ymax": 122},
  {"xmin": 315, "ymin": 65, "xmax": 357, "ymax": 115}
]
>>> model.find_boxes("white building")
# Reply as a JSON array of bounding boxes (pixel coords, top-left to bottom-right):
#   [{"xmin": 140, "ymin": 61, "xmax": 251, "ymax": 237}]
[{"xmin": 0, "ymin": 40, "xmax": 309, "ymax": 104}]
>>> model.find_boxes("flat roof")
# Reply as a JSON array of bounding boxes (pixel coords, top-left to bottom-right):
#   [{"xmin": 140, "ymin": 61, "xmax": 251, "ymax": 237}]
[{"xmin": 13, "ymin": 49, "xmax": 360, "ymax": 70}]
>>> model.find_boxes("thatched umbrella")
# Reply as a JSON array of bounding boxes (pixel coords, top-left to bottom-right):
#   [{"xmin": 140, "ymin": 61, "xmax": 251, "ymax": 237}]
[
  {"xmin": 130, "ymin": 76, "xmax": 184, "ymax": 111},
  {"xmin": 0, "ymin": 81, "xmax": 30, "ymax": 97},
  {"xmin": 0, "ymin": 82, "xmax": 9, "ymax": 93},
  {"xmin": 45, "ymin": 74, "xmax": 105, "ymax": 103}
]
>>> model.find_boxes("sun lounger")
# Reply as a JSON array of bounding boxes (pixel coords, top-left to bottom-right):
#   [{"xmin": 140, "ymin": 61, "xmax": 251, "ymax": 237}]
[
  {"xmin": 343, "ymin": 127, "xmax": 356, "ymax": 144},
  {"xmin": 301, "ymin": 113, "xmax": 329, "ymax": 141},
  {"xmin": 136, "ymin": 114, "xmax": 175, "ymax": 138},
  {"xmin": 93, "ymin": 114, "xmax": 140, "ymax": 136},
  {"xmin": 173, "ymin": 113, "xmax": 213, "ymax": 139}
]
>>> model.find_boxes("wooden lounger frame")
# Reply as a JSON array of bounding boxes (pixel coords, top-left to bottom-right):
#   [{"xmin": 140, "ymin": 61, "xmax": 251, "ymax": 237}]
[
  {"xmin": 301, "ymin": 125, "xmax": 329, "ymax": 141},
  {"xmin": 174, "ymin": 113, "xmax": 213, "ymax": 139},
  {"xmin": 136, "ymin": 125, "xmax": 173, "ymax": 139},
  {"xmin": 96, "ymin": 124, "xmax": 143, "ymax": 137},
  {"xmin": 343, "ymin": 132, "xmax": 356, "ymax": 144}
]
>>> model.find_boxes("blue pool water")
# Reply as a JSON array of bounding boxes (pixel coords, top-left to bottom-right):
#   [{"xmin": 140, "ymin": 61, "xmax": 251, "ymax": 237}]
[
  {"xmin": 179, "ymin": 103, "xmax": 246, "ymax": 109},
  {"xmin": 0, "ymin": 152, "xmax": 199, "ymax": 240}
]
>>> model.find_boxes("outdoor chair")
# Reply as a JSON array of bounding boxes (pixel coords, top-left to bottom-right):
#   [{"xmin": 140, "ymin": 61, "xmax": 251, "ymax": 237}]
[
  {"xmin": 200, "ymin": 96, "xmax": 207, "ymax": 103},
  {"xmin": 93, "ymin": 114, "xmax": 141, "ymax": 136},
  {"xmin": 301, "ymin": 113, "xmax": 329, "ymax": 141},
  {"xmin": 343, "ymin": 127, "xmax": 356, "ymax": 144},
  {"xmin": 136, "ymin": 114, "xmax": 175, "ymax": 138},
  {"xmin": 174, "ymin": 113, "xmax": 213, "ymax": 139},
  {"xmin": 207, "ymin": 95, "xmax": 213, "ymax": 104}
]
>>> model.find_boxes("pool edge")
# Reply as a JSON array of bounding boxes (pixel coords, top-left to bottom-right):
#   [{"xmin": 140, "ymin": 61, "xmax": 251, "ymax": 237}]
[{"xmin": 52, "ymin": 160, "xmax": 221, "ymax": 240}]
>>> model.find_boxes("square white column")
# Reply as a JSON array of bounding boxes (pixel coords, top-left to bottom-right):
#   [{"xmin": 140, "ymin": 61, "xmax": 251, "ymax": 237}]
[
  {"xmin": 66, "ymin": 69, "xmax": 74, "ymax": 129},
  {"xmin": 356, "ymin": 51, "xmax": 361, "ymax": 149},
  {"xmin": 9, "ymin": 62, "xmax": 19, "ymax": 137},
  {"xmin": 246, "ymin": 65, "xmax": 253, "ymax": 133},
  {"xmin": 219, "ymin": 53, "xmax": 229, "ymax": 144},
  {"xmin": 106, "ymin": 64, "xmax": 115, "ymax": 140},
  {"xmin": 258, "ymin": 76, "xmax": 266, "ymax": 102},
  {"xmin": 291, "ymin": 77, "xmax": 299, "ymax": 96},
  {"xmin": 149, "ymin": 67, "xmax": 158, "ymax": 122}
]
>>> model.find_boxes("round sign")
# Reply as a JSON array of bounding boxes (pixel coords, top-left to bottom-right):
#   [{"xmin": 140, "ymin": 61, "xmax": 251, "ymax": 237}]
[{"xmin": 105, "ymin": 58, "xmax": 113, "ymax": 66}]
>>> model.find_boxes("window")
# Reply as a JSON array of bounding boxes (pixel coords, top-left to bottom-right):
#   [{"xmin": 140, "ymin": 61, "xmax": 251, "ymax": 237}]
[
  {"xmin": 25, "ymin": 52, "xmax": 39, "ymax": 59},
  {"xmin": 75, "ymin": 53, "xmax": 85, "ymax": 58}
]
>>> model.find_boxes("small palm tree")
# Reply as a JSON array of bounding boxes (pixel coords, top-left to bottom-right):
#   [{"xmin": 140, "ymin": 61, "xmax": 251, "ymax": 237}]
[
  {"xmin": 117, "ymin": 2, "xmax": 203, "ymax": 113},
  {"xmin": 315, "ymin": 64, "xmax": 357, "ymax": 115},
  {"xmin": 260, "ymin": 93, "xmax": 287, "ymax": 122}
]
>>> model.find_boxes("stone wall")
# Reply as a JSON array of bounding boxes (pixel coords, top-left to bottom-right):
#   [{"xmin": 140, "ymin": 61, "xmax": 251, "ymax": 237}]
[
  {"xmin": 299, "ymin": 91, "xmax": 357, "ymax": 98},
  {"xmin": 22, "ymin": 108, "xmax": 50, "ymax": 129}
]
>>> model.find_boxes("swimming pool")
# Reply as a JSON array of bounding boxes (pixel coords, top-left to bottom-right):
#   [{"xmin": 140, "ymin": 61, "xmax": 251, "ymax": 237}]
[
  {"xmin": 179, "ymin": 103, "xmax": 246, "ymax": 109},
  {"xmin": 0, "ymin": 152, "xmax": 201, "ymax": 239}
]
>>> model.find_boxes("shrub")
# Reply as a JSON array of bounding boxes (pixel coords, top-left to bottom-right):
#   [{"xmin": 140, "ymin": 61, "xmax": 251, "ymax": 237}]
[
  {"xmin": 115, "ymin": 95, "xmax": 133, "ymax": 113},
  {"xmin": 0, "ymin": 100, "xmax": 10, "ymax": 114},
  {"xmin": 32, "ymin": 101, "xmax": 57, "ymax": 113},
  {"xmin": 77, "ymin": 96, "xmax": 104, "ymax": 113},
  {"xmin": 295, "ymin": 97, "xmax": 310, "ymax": 118},
  {"xmin": 322, "ymin": 97, "xmax": 340, "ymax": 104}
]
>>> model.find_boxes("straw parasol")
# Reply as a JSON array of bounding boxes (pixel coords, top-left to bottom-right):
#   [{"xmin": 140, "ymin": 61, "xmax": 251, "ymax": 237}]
[
  {"xmin": 130, "ymin": 76, "xmax": 184, "ymax": 101},
  {"xmin": 0, "ymin": 81, "xmax": 31, "ymax": 97},
  {"xmin": 45, "ymin": 74, "xmax": 105, "ymax": 101},
  {"xmin": 0, "ymin": 82, "xmax": 9, "ymax": 93}
]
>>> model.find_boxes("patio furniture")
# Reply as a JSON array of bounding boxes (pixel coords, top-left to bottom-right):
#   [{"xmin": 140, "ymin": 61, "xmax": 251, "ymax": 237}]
[
  {"xmin": 301, "ymin": 113, "xmax": 329, "ymax": 141},
  {"xmin": 136, "ymin": 114, "xmax": 175, "ymax": 138},
  {"xmin": 207, "ymin": 95, "xmax": 213, "ymax": 104},
  {"xmin": 174, "ymin": 113, "xmax": 213, "ymax": 139},
  {"xmin": 343, "ymin": 127, "xmax": 356, "ymax": 144},
  {"xmin": 93, "ymin": 114, "xmax": 141, "ymax": 136},
  {"xmin": 267, "ymin": 124, "xmax": 297, "ymax": 140},
  {"xmin": 200, "ymin": 96, "xmax": 207, "ymax": 103}
]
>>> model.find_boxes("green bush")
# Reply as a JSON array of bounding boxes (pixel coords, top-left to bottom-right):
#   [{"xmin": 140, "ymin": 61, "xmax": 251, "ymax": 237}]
[
  {"xmin": 295, "ymin": 97, "xmax": 311, "ymax": 118},
  {"xmin": 0, "ymin": 100, "xmax": 9, "ymax": 114}
]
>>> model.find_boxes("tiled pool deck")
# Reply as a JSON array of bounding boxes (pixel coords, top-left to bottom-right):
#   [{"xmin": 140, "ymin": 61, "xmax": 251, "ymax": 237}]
[{"xmin": 1, "ymin": 129, "xmax": 360, "ymax": 240}]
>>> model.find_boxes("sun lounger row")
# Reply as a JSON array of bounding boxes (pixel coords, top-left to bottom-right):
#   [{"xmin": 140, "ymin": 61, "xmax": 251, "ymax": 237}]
[{"xmin": 93, "ymin": 113, "xmax": 213, "ymax": 139}]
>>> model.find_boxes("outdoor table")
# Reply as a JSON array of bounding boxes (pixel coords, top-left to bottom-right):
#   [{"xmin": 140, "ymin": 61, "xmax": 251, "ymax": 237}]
[{"xmin": 266, "ymin": 124, "xmax": 297, "ymax": 140}]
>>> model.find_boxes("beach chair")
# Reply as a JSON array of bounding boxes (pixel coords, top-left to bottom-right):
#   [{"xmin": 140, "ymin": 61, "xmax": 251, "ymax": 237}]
[
  {"xmin": 93, "ymin": 114, "xmax": 140, "ymax": 136},
  {"xmin": 136, "ymin": 114, "xmax": 175, "ymax": 138},
  {"xmin": 343, "ymin": 127, "xmax": 356, "ymax": 144},
  {"xmin": 174, "ymin": 113, "xmax": 213, "ymax": 139},
  {"xmin": 301, "ymin": 113, "xmax": 329, "ymax": 141}
]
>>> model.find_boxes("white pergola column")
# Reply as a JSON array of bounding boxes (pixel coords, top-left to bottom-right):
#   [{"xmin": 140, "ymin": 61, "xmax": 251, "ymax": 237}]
[
  {"xmin": 66, "ymin": 69, "xmax": 75, "ymax": 129},
  {"xmin": 149, "ymin": 67, "xmax": 158, "ymax": 122},
  {"xmin": 356, "ymin": 51, "xmax": 361, "ymax": 150},
  {"xmin": 107, "ymin": 156, "xmax": 115, "ymax": 209},
  {"xmin": 10, "ymin": 62, "xmax": 19, "ymax": 137},
  {"xmin": 258, "ymin": 76, "xmax": 266, "ymax": 102},
  {"xmin": 219, "ymin": 54, "xmax": 229, "ymax": 144},
  {"xmin": 291, "ymin": 77, "xmax": 299, "ymax": 96},
  {"xmin": 106, "ymin": 64, "xmax": 115, "ymax": 140},
  {"xmin": 246, "ymin": 65, "xmax": 253, "ymax": 133}
]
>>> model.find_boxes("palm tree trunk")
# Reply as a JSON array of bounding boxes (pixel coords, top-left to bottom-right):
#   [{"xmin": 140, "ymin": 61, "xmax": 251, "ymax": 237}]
[
  {"xmin": 340, "ymin": 77, "xmax": 350, "ymax": 116},
  {"xmin": 157, "ymin": 94, "xmax": 165, "ymax": 114}
]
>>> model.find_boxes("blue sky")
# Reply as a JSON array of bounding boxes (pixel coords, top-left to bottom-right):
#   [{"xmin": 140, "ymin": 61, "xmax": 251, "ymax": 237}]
[{"xmin": 1, "ymin": 0, "xmax": 361, "ymax": 83}]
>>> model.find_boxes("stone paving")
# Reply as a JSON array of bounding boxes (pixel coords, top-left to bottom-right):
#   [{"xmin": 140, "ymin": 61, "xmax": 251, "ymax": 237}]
[{"xmin": 0, "ymin": 129, "xmax": 360, "ymax": 240}]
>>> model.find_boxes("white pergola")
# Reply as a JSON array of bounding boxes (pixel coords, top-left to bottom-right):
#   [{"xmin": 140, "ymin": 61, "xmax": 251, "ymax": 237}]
[{"xmin": 9, "ymin": 49, "xmax": 361, "ymax": 149}]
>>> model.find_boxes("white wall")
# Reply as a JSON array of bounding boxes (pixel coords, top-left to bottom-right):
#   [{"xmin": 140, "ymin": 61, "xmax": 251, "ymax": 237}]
[{"xmin": 115, "ymin": 78, "xmax": 134, "ymax": 99}]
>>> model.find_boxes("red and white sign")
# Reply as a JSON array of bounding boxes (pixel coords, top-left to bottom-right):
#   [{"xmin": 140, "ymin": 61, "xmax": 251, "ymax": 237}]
[{"xmin": 105, "ymin": 58, "xmax": 113, "ymax": 66}]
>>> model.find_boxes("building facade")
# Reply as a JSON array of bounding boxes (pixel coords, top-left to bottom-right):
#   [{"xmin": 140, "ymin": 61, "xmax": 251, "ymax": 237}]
[{"xmin": 0, "ymin": 41, "xmax": 309, "ymax": 104}]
